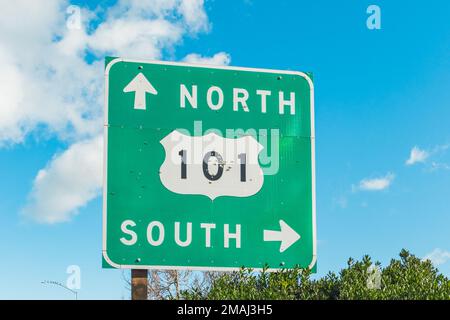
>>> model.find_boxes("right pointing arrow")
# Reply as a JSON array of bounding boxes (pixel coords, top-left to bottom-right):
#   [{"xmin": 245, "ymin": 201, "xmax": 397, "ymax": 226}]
[{"xmin": 263, "ymin": 220, "xmax": 300, "ymax": 253}]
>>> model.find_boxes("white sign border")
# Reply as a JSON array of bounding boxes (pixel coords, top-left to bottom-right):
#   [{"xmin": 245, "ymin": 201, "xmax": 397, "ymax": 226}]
[{"xmin": 103, "ymin": 58, "xmax": 316, "ymax": 272}]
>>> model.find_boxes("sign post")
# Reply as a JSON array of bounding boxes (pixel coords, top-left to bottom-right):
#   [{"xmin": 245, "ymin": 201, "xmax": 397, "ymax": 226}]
[
  {"xmin": 131, "ymin": 269, "xmax": 148, "ymax": 300},
  {"xmin": 103, "ymin": 57, "xmax": 316, "ymax": 273}
]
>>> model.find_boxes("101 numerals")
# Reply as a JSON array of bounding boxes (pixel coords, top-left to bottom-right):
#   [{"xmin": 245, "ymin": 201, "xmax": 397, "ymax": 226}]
[{"xmin": 178, "ymin": 150, "xmax": 247, "ymax": 182}]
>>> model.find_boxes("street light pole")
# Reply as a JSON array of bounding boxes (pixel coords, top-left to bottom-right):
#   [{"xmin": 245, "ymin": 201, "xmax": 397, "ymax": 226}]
[{"xmin": 41, "ymin": 280, "xmax": 78, "ymax": 300}]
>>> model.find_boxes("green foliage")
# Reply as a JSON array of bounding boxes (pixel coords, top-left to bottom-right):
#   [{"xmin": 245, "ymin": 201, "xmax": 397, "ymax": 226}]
[{"xmin": 181, "ymin": 249, "xmax": 450, "ymax": 300}]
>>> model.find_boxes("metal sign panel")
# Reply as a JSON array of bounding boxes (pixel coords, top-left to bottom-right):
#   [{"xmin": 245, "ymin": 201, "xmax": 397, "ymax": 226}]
[{"xmin": 103, "ymin": 57, "xmax": 316, "ymax": 271}]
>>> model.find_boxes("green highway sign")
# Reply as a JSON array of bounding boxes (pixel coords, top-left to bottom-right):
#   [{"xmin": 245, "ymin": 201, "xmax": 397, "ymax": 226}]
[{"xmin": 103, "ymin": 57, "xmax": 316, "ymax": 271}]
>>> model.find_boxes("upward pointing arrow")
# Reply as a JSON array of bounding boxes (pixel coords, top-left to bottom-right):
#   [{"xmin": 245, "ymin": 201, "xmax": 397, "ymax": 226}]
[
  {"xmin": 123, "ymin": 73, "xmax": 158, "ymax": 110},
  {"xmin": 264, "ymin": 220, "xmax": 300, "ymax": 253}
]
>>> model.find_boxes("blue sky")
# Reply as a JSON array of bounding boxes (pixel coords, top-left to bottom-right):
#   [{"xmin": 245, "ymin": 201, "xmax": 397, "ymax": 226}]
[{"xmin": 0, "ymin": 0, "xmax": 449, "ymax": 299}]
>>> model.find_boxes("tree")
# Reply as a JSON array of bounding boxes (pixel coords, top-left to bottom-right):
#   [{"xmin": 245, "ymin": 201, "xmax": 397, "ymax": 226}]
[
  {"xmin": 180, "ymin": 249, "xmax": 450, "ymax": 300},
  {"xmin": 123, "ymin": 270, "xmax": 220, "ymax": 300}
]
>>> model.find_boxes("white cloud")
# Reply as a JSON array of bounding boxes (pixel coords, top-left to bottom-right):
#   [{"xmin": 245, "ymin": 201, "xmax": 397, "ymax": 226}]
[
  {"xmin": 422, "ymin": 248, "xmax": 450, "ymax": 266},
  {"xmin": 0, "ymin": 0, "xmax": 215, "ymax": 146},
  {"xmin": 406, "ymin": 146, "xmax": 429, "ymax": 165},
  {"xmin": 2, "ymin": 0, "xmax": 229, "ymax": 223},
  {"xmin": 405, "ymin": 144, "xmax": 450, "ymax": 168},
  {"xmin": 88, "ymin": 18, "xmax": 183, "ymax": 59},
  {"xmin": 177, "ymin": 0, "xmax": 210, "ymax": 33},
  {"xmin": 0, "ymin": 1, "xmax": 102, "ymax": 145},
  {"xmin": 22, "ymin": 136, "xmax": 103, "ymax": 224},
  {"xmin": 430, "ymin": 162, "xmax": 450, "ymax": 171},
  {"xmin": 183, "ymin": 52, "xmax": 231, "ymax": 66},
  {"xmin": 354, "ymin": 172, "xmax": 395, "ymax": 191},
  {"xmin": 107, "ymin": 0, "xmax": 209, "ymax": 33}
]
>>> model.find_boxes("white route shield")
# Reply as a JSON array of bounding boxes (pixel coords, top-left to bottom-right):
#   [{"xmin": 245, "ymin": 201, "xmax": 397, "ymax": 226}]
[{"xmin": 159, "ymin": 130, "xmax": 264, "ymax": 200}]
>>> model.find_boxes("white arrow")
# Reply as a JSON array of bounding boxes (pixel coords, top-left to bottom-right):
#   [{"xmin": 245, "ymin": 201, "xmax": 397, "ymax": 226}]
[
  {"xmin": 123, "ymin": 72, "xmax": 158, "ymax": 110},
  {"xmin": 263, "ymin": 220, "xmax": 300, "ymax": 253}
]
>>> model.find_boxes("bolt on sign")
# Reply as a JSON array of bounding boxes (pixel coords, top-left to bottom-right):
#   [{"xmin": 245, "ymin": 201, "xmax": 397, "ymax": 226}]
[{"xmin": 103, "ymin": 57, "xmax": 316, "ymax": 271}]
